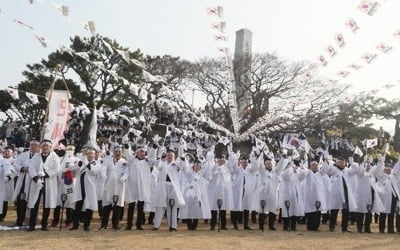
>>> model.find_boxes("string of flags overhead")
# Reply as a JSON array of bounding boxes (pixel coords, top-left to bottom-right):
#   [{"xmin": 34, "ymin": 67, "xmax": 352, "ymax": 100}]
[
  {"xmin": 3, "ymin": 0, "xmax": 96, "ymax": 48},
  {"xmin": 316, "ymin": 0, "xmax": 400, "ymax": 85},
  {"xmin": 206, "ymin": 2, "xmax": 241, "ymax": 135}
]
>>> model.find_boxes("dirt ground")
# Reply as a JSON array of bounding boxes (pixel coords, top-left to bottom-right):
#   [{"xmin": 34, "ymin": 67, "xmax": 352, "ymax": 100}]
[{"xmin": 1, "ymin": 207, "xmax": 400, "ymax": 250}]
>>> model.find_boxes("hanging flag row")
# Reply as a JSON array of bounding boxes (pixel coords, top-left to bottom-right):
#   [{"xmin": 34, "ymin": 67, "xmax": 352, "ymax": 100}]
[
  {"xmin": 334, "ymin": 27, "xmax": 400, "ymax": 79},
  {"xmin": 5, "ymin": 0, "xmax": 97, "ymax": 48},
  {"xmin": 5, "ymin": 87, "xmax": 40, "ymax": 104},
  {"xmin": 317, "ymin": 0, "xmax": 385, "ymax": 68},
  {"xmin": 206, "ymin": 3, "xmax": 241, "ymax": 135}
]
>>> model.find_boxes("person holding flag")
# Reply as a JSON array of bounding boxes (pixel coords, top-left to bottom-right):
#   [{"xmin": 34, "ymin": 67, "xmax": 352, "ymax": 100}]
[{"xmin": 50, "ymin": 145, "xmax": 79, "ymax": 228}]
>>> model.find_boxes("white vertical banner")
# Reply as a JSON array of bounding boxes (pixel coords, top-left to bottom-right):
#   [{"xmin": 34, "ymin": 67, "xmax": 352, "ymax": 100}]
[{"xmin": 43, "ymin": 90, "xmax": 70, "ymax": 147}]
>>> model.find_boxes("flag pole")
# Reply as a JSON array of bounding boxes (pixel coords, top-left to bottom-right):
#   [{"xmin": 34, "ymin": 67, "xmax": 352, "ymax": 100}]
[{"xmin": 40, "ymin": 64, "xmax": 61, "ymax": 141}]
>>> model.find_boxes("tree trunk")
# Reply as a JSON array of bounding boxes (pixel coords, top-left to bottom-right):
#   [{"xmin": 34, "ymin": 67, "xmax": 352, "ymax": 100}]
[{"xmin": 394, "ymin": 116, "xmax": 400, "ymax": 152}]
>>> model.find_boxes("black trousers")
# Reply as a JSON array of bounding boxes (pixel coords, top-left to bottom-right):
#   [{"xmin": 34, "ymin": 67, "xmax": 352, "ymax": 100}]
[
  {"xmin": 379, "ymin": 195, "xmax": 397, "ymax": 233},
  {"xmin": 15, "ymin": 175, "xmax": 27, "ymax": 226},
  {"xmin": 15, "ymin": 196, "xmax": 27, "ymax": 226},
  {"xmin": 231, "ymin": 211, "xmax": 251, "ymax": 228},
  {"xmin": 211, "ymin": 210, "xmax": 226, "ymax": 229},
  {"xmin": 251, "ymin": 211, "xmax": 257, "ymax": 224},
  {"xmin": 283, "ymin": 216, "xmax": 297, "ymax": 231},
  {"xmin": 186, "ymin": 219, "xmax": 199, "ymax": 230},
  {"xmin": 258, "ymin": 212, "xmax": 276, "ymax": 230},
  {"xmin": 72, "ymin": 200, "xmax": 93, "ymax": 229},
  {"xmin": 231, "ymin": 211, "xmax": 242, "ymax": 226},
  {"xmin": 53, "ymin": 206, "xmax": 72, "ymax": 225},
  {"xmin": 102, "ymin": 204, "xmax": 123, "ymax": 229},
  {"xmin": 330, "ymin": 208, "xmax": 349, "ymax": 231},
  {"xmin": 321, "ymin": 211, "xmax": 329, "ymax": 224},
  {"xmin": 98, "ymin": 200, "xmax": 103, "ymax": 218},
  {"xmin": 243, "ymin": 210, "xmax": 251, "ymax": 228},
  {"xmin": 29, "ymin": 184, "xmax": 50, "ymax": 230},
  {"xmin": 148, "ymin": 211, "xmax": 155, "ymax": 224},
  {"xmin": 355, "ymin": 212, "xmax": 372, "ymax": 233},
  {"xmin": 126, "ymin": 201, "xmax": 145, "ymax": 229},
  {"xmin": 0, "ymin": 201, "xmax": 8, "ymax": 221},
  {"xmin": 306, "ymin": 211, "xmax": 321, "ymax": 231}
]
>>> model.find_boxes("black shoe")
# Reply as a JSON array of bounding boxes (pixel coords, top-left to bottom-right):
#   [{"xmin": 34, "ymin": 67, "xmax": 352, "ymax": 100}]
[
  {"xmin": 269, "ymin": 227, "xmax": 276, "ymax": 231},
  {"xmin": 41, "ymin": 226, "xmax": 48, "ymax": 231},
  {"xmin": 125, "ymin": 226, "xmax": 132, "ymax": 231},
  {"xmin": 233, "ymin": 224, "xmax": 238, "ymax": 230},
  {"xmin": 221, "ymin": 227, "xmax": 228, "ymax": 230},
  {"xmin": 152, "ymin": 228, "xmax": 159, "ymax": 231},
  {"xmin": 244, "ymin": 226, "xmax": 253, "ymax": 230},
  {"xmin": 342, "ymin": 229, "xmax": 352, "ymax": 233},
  {"xmin": 113, "ymin": 226, "xmax": 120, "ymax": 230},
  {"xmin": 169, "ymin": 227, "xmax": 177, "ymax": 231},
  {"xmin": 70, "ymin": 227, "xmax": 79, "ymax": 230},
  {"xmin": 210, "ymin": 227, "xmax": 215, "ymax": 231},
  {"xmin": 98, "ymin": 226, "xmax": 107, "ymax": 230},
  {"xmin": 84, "ymin": 227, "xmax": 90, "ymax": 231},
  {"xmin": 26, "ymin": 227, "xmax": 35, "ymax": 232},
  {"xmin": 136, "ymin": 226, "xmax": 144, "ymax": 230}
]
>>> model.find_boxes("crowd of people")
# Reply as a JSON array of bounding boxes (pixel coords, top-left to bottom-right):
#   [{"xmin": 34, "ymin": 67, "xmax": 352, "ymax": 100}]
[{"xmin": 1, "ymin": 131, "xmax": 400, "ymax": 234}]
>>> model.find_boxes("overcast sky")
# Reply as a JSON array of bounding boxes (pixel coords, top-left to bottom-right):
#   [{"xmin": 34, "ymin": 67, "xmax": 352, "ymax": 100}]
[{"xmin": 0, "ymin": 0, "xmax": 399, "ymax": 132}]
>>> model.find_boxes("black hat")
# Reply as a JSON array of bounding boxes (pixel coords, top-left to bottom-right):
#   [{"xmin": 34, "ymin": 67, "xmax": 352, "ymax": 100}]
[
  {"xmin": 239, "ymin": 156, "xmax": 249, "ymax": 161},
  {"xmin": 264, "ymin": 157, "xmax": 272, "ymax": 162},
  {"xmin": 193, "ymin": 159, "xmax": 201, "ymax": 164},
  {"xmin": 4, "ymin": 146, "xmax": 14, "ymax": 152},
  {"xmin": 215, "ymin": 155, "xmax": 226, "ymax": 160}
]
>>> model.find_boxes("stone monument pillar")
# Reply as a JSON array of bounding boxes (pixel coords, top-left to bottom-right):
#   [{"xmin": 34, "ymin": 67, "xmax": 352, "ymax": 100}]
[{"xmin": 234, "ymin": 28, "xmax": 253, "ymax": 118}]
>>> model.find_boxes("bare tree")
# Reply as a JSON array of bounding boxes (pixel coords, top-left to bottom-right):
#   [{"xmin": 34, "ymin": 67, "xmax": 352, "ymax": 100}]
[{"xmin": 191, "ymin": 53, "xmax": 349, "ymax": 137}]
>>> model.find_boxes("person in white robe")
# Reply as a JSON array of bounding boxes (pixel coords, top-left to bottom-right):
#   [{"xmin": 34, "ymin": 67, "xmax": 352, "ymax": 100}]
[
  {"xmin": 12, "ymin": 140, "xmax": 39, "ymax": 227},
  {"xmin": 257, "ymin": 154, "xmax": 285, "ymax": 231},
  {"xmin": 231, "ymin": 152, "xmax": 259, "ymax": 230},
  {"xmin": 50, "ymin": 145, "xmax": 79, "ymax": 228},
  {"xmin": 99, "ymin": 146, "xmax": 128, "ymax": 230},
  {"xmin": 152, "ymin": 147, "xmax": 187, "ymax": 231},
  {"xmin": 320, "ymin": 156, "xmax": 359, "ymax": 233},
  {"xmin": 354, "ymin": 156, "xmax": 385, "ymax": 233},
  {"xmin": 203, "ymin": 145, "xmax": 234, "ymax": 231},
  {"xmin": 179, "ymin": 159, "xmax": 211, "ymax": 230},
  {"xmin": 27, "ymin": 140, "xmax": 60, "ymax": 231},
  {"xmin": 70, "ymin": 147, "xmax": 100, "ymax": 231},
  {"xmin": 123, "ymin": 144, "xmax": 157, "ymax": 230},
  {"xmin": 303, "ymin": 160, "xmax": 328, "ymax": 231},
  {"xmin": 0, "ymin": 147, "xmax": 14, "ymax": 222},
  {"xmin": 279, "ymin": 158, "xmax": 307, "ymax": 231},
  {"xmin": 373, "ymin": 155, "xmax": 400, "ymax": 233}
]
